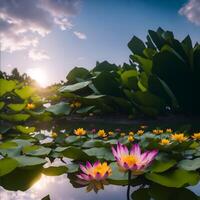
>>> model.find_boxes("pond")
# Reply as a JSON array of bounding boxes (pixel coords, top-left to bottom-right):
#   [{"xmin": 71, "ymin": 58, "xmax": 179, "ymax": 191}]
[{"xmin": 1, "ymin": 121, "xmax": 200, "ymax": 200}]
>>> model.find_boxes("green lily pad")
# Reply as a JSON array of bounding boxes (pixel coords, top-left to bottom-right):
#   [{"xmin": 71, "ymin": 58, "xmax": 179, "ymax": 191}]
[
  {"xmin": 23, "ymin": 145, "xmax": 51, "ymax": 156},
  {"xmin": 46, "ymin": 102, "xmax": 71, "ymax": 115},
  {"xmin": 0, "ymin": 114, "xmax": 30, "ymax": 122},
  {"xmin": 42, "ymin": 166, "xmax": 67, "ymax": 176},
  {"xmin": 145, "ymin": 169, "xmax": 200, "ymax": 188},
  {"xmin": 0, "ymin": 79, "xmax": 17, "ymax": 96},
  {"xmin": 84, "ymin": 147, "xmax": 115, "ymax": 161},
  {"xmin": 150, "ymin": 159, "xmax": 177, "ymax": 173},
  {"xmin": 16, "ymin": 125, "xmax": 35, "ymax": 134},
  {"xmin": 15, "ymin": 86, "xmax": 36, "ymax": 99},
  {"xmin": 178, "ymin": 158, "xmax": 200, "ymax": 171},
  {"xmin": 14, "ymin": 156, "xmax": 46, "ymax": 167},
  {"xmin": 7, "ymin": 103, "xmax": 26, "ymax": 112},
  {"xmin": 0, "ymin": 158, "xmax": 18, "ymax": 176}
]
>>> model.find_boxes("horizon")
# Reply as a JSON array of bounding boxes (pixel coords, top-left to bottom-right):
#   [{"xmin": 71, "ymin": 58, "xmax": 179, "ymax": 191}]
[{"xmin": 1, "ymin": 0, "xmax": 200, "ymax": 87}]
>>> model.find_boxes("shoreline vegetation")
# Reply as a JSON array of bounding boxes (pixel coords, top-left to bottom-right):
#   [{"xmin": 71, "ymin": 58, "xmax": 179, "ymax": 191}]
[{"xmin": 0, "ymin": 27, "xmax": 200, "ymax": 199}]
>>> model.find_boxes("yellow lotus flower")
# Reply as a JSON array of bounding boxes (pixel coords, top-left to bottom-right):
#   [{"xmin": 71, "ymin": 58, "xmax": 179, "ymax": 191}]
[
  {"xmin": 171, "ymin": 133, "xmax": 188, "ymax": 143},
  {"xmin": 98, "ymin": 129, "xmax": 107, "ymax": 138},
  {"xmin": 166, "ymin": 128, "xmax": 173, "ymax": 133},
  {"xmin": 137, "ymin": 130, "xmax": 144, "ymax": 136},
  {"xmin": 159, "ymin": 138, "xmax": 170, "ymax": 145},
  {"xmin": 26, "ymin": 103, "xmax": 35, "ymax": 110},
  {"xmin": 74, "ymin": 128, "xmax": 86, "ymax": 136},
  {"xmin": 129, "ymin": 131, "xmax": 134, "ymax": 136},
  {"xmin": 128, "ymin": 136, "xmax": 134, "ymax": 142},
  {"xmin": 70, "ymin": 101, "xmax": 81, "ymax": 108},
  {"xmin": 51, "ymin": 132, "xmax": 58, "ymax": 138},
  {"xmin": 192, "ymin": 133, "xmax": 200, "ymax": 140},
  {"xmin": 153, "ymin": 129, "xmax": 163, "ymax": 135},
  {"xmin": 120, "ymin": 132, "xmax": 126, "ymax": 137},
  {"xmin": 108, "ymin": 131, "xmax": 114, "ymax": 136}
]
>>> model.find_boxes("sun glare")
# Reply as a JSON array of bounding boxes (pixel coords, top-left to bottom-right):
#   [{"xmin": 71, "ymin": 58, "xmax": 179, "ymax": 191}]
[{"xmin": 27, "ymin": 68, "xmax": 48, "ymax": 87}]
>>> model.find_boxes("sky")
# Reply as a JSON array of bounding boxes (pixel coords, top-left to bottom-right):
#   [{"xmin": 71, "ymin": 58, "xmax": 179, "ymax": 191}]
[{"xmin": 1, "ymin": 0, "xmax": 200, "ymax": 87}]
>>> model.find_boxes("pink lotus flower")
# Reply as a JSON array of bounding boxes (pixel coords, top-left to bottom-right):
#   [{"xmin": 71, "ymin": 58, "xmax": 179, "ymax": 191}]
[
  {"xmin": 77, "ymin": 161, "xmax": 111, "ymax": 181},
  {"xmin": 112, "ymin": 143, "xmax": 158, "ymax": 175},
  {"xmin": 77, "ymin": 161, "xmax": 112, "ymax": 193}
]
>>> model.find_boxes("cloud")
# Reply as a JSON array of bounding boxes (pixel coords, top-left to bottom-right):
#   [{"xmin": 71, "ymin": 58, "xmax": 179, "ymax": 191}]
[
  {"xmin": 179, "ymin": 0, "xmax": 200, "ymax": 25},
  {"xmin": 0, "ymin": 0, "xmax": 80, "ymax": 52},
  {"xmin": 73, "ymin": 31, "xmax": 87, "ymax": 39},
  {"xmin": 28, "ymin": 49, "xmax": 50, "ymax": 61}
]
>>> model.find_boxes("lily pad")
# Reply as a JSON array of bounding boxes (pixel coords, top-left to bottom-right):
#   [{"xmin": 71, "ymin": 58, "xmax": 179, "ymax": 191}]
[
  {"xmin": 145, "ymin": 169, "xmax": 200, "ymax": 188},
  {"xmin": 0, "ymin": 158, "xmax": 18, "ymax": 176}
]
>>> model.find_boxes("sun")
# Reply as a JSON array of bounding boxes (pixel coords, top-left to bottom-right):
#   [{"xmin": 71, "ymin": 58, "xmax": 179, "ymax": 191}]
[{"xmin": 26, "ymin": 68, "xmax": 48, "ymax": 87}]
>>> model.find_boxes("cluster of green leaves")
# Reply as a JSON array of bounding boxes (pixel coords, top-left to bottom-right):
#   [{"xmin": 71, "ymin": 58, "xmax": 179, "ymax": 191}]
[
  {"xmin": 0, "ymin": 79, "xmax": 53, "ymax": 133},
  {"xmin": 1, "ymin": 28, "xmax": 200, "ymax": 119},
  {"xmin": 129, "ymin": 27, "xmax": 200, "ymax": 114},
  {"xmin": 1, "ymin": 128, "xmax": 200, "ymax": 193},
  {"xmin": 55, "ymin": 27, "xmax": 200, "ymax": 117}
]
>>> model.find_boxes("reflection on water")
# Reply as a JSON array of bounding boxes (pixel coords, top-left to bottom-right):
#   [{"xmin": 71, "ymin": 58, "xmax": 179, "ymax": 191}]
[
  {"xmin": 1, "ymin": 124, "xmax": 200, "ymax": 200},
  {"xmin": 1, "ymin": 172, "xmax": 200, "ymax": 200},
  {"xmin": 0, "ymin": 174, "xmax": 127, "ymax": 200}
]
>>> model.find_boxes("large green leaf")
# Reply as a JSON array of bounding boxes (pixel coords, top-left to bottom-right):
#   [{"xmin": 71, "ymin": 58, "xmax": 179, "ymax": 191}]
[
  {"xmin": 131, "ymin": 55, "xmax": 152, "ymax": 75},
  {"xmin": 152, "ymin": 50, "xmax": 193, "ymax": 112},
  {"xmin": 42, "ymin": 166, "xmax": 67, "ymax": 176},
  {"xmin": 0, "ymin": 158, "xmax": 18, "ymax": 176},
  {"xmin": 66, "ymin": 67, "xmax": 90, "ymax": 83},
  {"xmin": 132, "ymin": 91, "xmax": 164, "ymax": 109},
  {"xmin": 0, "ymin": 79, "xmax": 17, "ymax": 96},
  {"xmin": 15, "ymin": 86, "xmax": 36, "ymax": 99},
  {"xmin": 46, "ymin": 102, "xmax": 71, "ymax": 115},
  {"xmin": 150, "ymin": 159, "xmax": 177, "ymax": 173},
  {"xmin": 22, "ymin": 145, "xmax": 51, "ymax": 156},
  {"xmin": 92, "ymin": 71, "xmax": 123, "ymax": 97},
  {"xmin": 15, "ymin": 125, "xmax": 35, "ymax": 134},
  {"xmin": 59, "ymin": 81, "xmax": 91, "ymax": 92},
  {"xmin": 148, "ymin": 29, "xmax": 165, "ymax": 50},
  {"xmin": 121, "ymin": 70, "xmax": 138, "ymax": 89},
  {"xmin": 92, "ymin": 61, "xmax": 119, "ymax": 72},
  {"xmin": 14, "ymin": 156, "xmax": 46, "ymax": 167},
  {"xmin": 131, "ymin": 184, "xmax": 199, "ymax": 200},
  {"xmin": 145, "ymin": 169, "xmax": 200, "ymax": 188},
  {"xmin": 0, "ymin": 168, "xmax": 42, "ymax": 191},
  {"xmin": 128, "ymin": 36, "xmax": 146, "ymax": 56},
  {"xmin": 0, "ymin": 113, "xmax": 30, "ymax": 122},
  {"xmin": 84, "ymin": 147, "xmax": 115, "ymax": 161},
  {"xmin": 7, "ymin": 103, "xmax": 26, "ymax": 112},
  {"xmin": 55, "ymin": 146, "xmax": 89, "ymax": 160}
]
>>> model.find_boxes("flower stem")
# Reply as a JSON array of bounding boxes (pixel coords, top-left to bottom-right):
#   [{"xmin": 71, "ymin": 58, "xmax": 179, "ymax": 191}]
[{"xmin": 127, "ymin": 170, "xmax": 131, "ymax": 200}]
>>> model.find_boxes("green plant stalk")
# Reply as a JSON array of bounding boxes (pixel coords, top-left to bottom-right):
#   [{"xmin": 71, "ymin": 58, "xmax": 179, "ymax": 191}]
[{"xmin": 127, "ymin": 170, "xmax": 131, "ymax": 200}]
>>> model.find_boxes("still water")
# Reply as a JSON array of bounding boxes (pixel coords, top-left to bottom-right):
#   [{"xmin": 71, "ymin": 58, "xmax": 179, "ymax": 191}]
[
  {"xmin": 0, "ymin": 173, "xmax": 200, "ymax": 200},
  {"xmin": 1, "ymin": 120, "xmax": 200, "ymax": 200}
]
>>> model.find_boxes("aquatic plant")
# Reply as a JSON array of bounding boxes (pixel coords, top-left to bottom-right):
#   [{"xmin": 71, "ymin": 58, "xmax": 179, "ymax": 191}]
[{"xmin": 112, "ymin": 143, "xmax": 158, "ymax": 175}]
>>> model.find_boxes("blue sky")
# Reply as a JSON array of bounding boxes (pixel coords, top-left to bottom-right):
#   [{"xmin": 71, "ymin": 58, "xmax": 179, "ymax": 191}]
[{"xmin": 1, "ymin": 0, "xmax": 200, "ymax": 86}]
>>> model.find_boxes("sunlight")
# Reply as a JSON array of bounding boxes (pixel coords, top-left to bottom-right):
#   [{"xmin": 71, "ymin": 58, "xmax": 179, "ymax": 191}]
[
  {"xmin": 32, "ymin": 175, "xmax": 49, "ymax": 191},
  {"xmin": 26, "ymin": 68, "xmax": 48, "ymax": 87}
]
